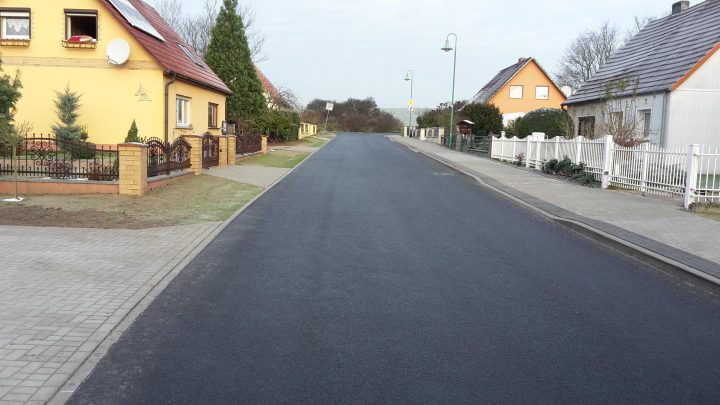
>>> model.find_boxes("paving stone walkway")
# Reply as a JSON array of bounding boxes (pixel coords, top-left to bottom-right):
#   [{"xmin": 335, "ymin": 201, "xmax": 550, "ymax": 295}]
[
  {"xmin": 0, "ymin": 223, "xmax": 218, "ymax": 404},
  {"xmin": 391, "ymin": 136, "xmax": 720, "ymax": 272}
]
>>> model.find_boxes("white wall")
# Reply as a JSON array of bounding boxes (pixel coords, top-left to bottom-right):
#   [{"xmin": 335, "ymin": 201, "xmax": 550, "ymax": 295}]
[{"xmin": 666, "ymin": 51, "xmax": 720, "ymax": 150}]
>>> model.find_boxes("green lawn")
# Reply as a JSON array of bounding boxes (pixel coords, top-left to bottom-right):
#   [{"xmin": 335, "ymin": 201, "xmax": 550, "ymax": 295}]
[
  {"xmin": 240, "ymin": 151, "xmax": 310, "ymax": 168},
  {"xmin": 300, "ymin": 136, "xmax": 327, "ymax": 148}
]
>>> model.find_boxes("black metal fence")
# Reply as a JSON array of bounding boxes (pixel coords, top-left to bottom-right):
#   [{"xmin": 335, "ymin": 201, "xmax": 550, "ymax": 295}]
[
  {"xmin": 236, "ymin": 133, "xmax": 262, "ymax": 154},
  {"xmin": 145, "ymin": 137, "xmax": 192, "ymax": 177},
  {"xmin": 0, "ymin": 134, "xmax": 119, "ymax": 181},
  {"xmin": 202, "ymin": 133, "xmax": 219, "ymax": 169}
]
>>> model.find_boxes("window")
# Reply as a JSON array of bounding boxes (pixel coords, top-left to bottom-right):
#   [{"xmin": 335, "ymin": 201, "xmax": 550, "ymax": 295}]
[
  {"xmin": 1, "ymin": 9, "xmax": 30, "ymax": 40},
  {"xmin": 178, "ymin": 43, "xmax": 203, "ymax": 67},
  {"xmin": 509, "ymin": 85, "xmax": 523, "ymax": 99},
  {"xmin": 208, "ymin": 103, "xmax": 218, "ymax": 128},
  {"xmin": 176, "ymin": 96, "xmax": 191, "ymax": 128},
  {"xmin": 640, "ymin": 109, "xmax": 652, "ymax": 136},
  {"xmin": 578, "ymin": 116, "xmax": 595, "ymax": 137},
  {"xmin": 535, "ymin": 86, "xmax": 549, "ymax": 100},
  {"xmin": 65, "ymin": 10, "xmax": 97, "ymax": 41},
  {"xmin": 611, "ymin": 111, "xmax": 624, "ymax": 127}
]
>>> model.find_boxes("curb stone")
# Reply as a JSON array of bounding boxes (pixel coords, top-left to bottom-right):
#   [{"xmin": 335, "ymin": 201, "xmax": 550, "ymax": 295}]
[
  {"xmin": 389, "ymin": 136, "xmax": 720, "ymax": 292},
  {"xmin": 49, "ymin": 137, "xmax": 335, "ymax": 405}
]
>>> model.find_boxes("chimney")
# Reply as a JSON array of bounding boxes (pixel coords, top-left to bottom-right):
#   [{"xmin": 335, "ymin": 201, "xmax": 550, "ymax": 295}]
[
  {"xmin": 672, "ymin": 1, "xmax": 690, "ymax": 14},
  {"xmin": 518, "ymin": 57, "xmax": 527, "ymax": 64}
]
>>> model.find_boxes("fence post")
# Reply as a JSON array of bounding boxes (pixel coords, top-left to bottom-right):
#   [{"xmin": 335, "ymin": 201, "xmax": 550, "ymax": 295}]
[
  {"xmin": 261, "ymin": 135, "xmax": 269, "ymax": 155},
  {"xmin": 684, "ymin": 144, "xmax": 701, "ymax": 209},
  {"xmin": 227, "ymin": 136, "xmax": 236, "ymax": 166},
  {"xmin": 575, "ymin": 135, "xmax": 584, "ymax": 163},
  {"xmin": 437, "ymin": 128, "xmax": 445, "ymax": 145},
  {"xmin": 640, "ymin": 142, "xmax": 649, "ymax": 195},
  {"xmin": 217, "ymin": 136, "xmax": 228, "ymax": 167},
  {"xmin": 511, "ymin": 137, "xmax": 517, "ymax": 163},
  {"xmin": 534, "ymin": 133, "xmax": 544, "ymax": 170},
  {"xmin": 601, "ymin": 135, "xmax": 614, "ymax": 189},
  {"xmin": 554, "ymin": 136, "xmax": 560, "ymax": 161},
  {"xmin": 118, "ymin": 143, "xmax": 148, "ymax": 196},
  {"xmin": 525, "ymin": 135, "xmax": 532, "ymax": 168},
  {"xmin": 183, "ymin": 135, "xmax": 203, "ymax": 175}
]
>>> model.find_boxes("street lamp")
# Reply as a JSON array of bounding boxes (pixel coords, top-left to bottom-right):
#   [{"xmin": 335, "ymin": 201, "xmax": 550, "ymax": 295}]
[
  {"xmin": 404, "ymin": 70, "xmax": 414, "ymax": 130},
  {"xmin": 442, "ymin": 33, "xmax": 458, "ymax": 149}
]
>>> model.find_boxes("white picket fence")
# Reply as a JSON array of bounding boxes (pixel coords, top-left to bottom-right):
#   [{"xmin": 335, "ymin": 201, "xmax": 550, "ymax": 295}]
[{"xmin": 491, "ymin": 133, "xmax": 720, "ymax": 208}]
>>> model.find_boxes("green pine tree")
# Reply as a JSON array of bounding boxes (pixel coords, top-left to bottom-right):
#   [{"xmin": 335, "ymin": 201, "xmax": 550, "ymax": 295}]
[
  {"xmin": 125, "ymin": 119, "xmax": 140, "ymax": 143},
  {"xmin": 204, "ymin": 0, "xmax": 267, "ymax": 124},
  {"xmin": 0, "ymin": 55, "xmax": 22, "ymax": 130},
  {"xmin": 51, "ymin": 85, "xmax": 83, "ymax": 142}
]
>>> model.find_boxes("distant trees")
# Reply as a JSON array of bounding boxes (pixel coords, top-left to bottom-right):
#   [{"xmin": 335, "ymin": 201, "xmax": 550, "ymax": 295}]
[
  {"xmin": 555, "ymin": 22, "xmax": 620, "ymax": 90},
  {"xmin": 416, "ymin": 100, "xmax": 468, "ymax": 132},
  {"xmin": 205, "ymin": 0, "xmax": 267, "ymax": 124},
  {"xmin": 302, "ymin": 98, "xmax": 403, "ymax": 133}
]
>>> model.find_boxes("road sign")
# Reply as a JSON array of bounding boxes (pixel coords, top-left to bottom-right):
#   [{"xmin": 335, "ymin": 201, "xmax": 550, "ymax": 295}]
[
  {"xmin": 409, "ymin": 105, "xmax": 414, "ymax": 112},
  {"xmin": 326, "ymin": 103, "xmax": 334, "ymax": 111},
  {"xmin": 409, "ymin": 99, "xmax": 415, "ymax": 106}
]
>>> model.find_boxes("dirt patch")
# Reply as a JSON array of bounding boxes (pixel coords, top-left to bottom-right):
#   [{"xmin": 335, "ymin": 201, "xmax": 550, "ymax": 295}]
[{"xmin": 0, "ymin": 175, "xmax": 261, "ymax": 229}]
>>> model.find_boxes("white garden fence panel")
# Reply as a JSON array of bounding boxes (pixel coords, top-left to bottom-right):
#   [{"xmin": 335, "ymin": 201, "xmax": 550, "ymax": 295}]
[{"xmin": 490, "ymin": 133, "xmax": 720, "ymax": 208}]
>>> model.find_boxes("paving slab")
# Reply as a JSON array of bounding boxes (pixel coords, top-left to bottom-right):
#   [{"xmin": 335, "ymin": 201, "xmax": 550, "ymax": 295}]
[
  {"xmin": 391, "ymin": 136, "xmax": 720, "ymax": 273},
  {"xmin": 206, "ymin": 164, "xmax": 291, "ymax": 188},
  {"xmin": 0, "ymin": 222, "xmax": 218, "ymax": 404}
]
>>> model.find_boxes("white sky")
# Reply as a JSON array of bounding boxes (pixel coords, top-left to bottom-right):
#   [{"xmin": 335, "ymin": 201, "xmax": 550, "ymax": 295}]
[{"xmin": 156, "ymin": 0, "xmax": 676, "ymax": 108}]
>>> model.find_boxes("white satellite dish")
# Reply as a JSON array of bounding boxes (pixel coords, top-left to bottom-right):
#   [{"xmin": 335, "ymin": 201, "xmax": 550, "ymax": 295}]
[
  {"xmin": 561, "ymin": 86, "xmax": 573, "ymax": 97},
  {"xmin": 107, "ymin": 39, "xmax": 131, "ymax": 65}
]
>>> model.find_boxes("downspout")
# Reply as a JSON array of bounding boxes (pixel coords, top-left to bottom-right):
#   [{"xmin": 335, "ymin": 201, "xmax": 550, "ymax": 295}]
[
  {"xmin": 164, "ymin": 72, "xmax": 177, "ymax": 143},
  {"xmin": 660, "ymin": 90, "xmax": 670, "ymax": 148}
]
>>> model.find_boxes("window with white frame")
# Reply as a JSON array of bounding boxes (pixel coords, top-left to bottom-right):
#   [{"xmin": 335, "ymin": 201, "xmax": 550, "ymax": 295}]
[
  {"xmin": 176, "ymin": 96, "xmax": 191, "ymax": 128},
  {"xmin": 509, "ymin": 85, "xmax": 523, "ymax": 99},
  {"xmin": 65, "ymin": 10, "xmax": 97, "ymax": 41},
  {"xmin": 639, "ymin": 109, "xmax": 652, "ymax": 136},
  {"xmin": 1, "ymin": 9, "xmax": 31, "ymax": 40},
  {"xmin": 535, "ymin": 86, "xmax": 549, "ymax": 100}
]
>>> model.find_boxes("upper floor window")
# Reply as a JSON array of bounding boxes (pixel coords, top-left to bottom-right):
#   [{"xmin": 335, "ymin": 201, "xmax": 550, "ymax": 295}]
[
  {"xmin": 65, "ymin": 10, "xmax": 97, "ymax": 42},
  {"xmin": 1, "ymin": 9, "xmax": 30, "ymax": 40},
  {"xmin": 535, "ymin": 86, "xmax": 549, "ymax": 100},
  {"xmin": 176, "ymin": 96, "xmax": 191, "ymax": 128},
  {"xmin": 509, "ymin": 85, "xmax": 523, "ymax": 99}
]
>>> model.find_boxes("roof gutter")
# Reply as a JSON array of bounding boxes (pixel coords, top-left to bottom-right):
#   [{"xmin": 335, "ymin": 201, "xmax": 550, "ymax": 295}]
[{"xmin": 164, "ymin": 72, "xmax": 177, "ymax": 143}]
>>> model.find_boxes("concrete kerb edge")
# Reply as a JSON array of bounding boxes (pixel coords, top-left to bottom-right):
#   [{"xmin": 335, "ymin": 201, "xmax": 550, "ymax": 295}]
[
  {"xmin": 50, "ymin": 137, "xmax": 336, "ymax": 405},
  {"xmin": 388, "ymin": 136, "xmax": 720, "ymax": 290}
]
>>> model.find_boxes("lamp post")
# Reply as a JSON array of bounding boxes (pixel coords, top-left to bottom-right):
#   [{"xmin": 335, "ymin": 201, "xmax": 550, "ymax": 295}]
[
  {"xmin": 441, "ymin": 33, "xmax": 458, "ymax": 149},
  {"xmin": 404, "ymin": 70, "xmax": 414, "ymax": 131}
]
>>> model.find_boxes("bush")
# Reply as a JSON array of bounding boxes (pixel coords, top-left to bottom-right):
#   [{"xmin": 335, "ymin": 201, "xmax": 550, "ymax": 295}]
[
  {"xmin": 516, "ymin": 108, "xmax": 573, "ymax": 138},
  {"xmin": 125, "ymin": 119, "xmax": 140, "ymax": 143},
  {"xmin": 461, "ymin": 102, "xmax": 503, "ymax": 135}
]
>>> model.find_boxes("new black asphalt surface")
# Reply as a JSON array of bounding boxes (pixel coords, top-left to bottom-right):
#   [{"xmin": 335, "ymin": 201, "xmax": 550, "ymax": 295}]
[{"xmin": 70, "ymin": 133, "xmax": 720, "ymax": 404}]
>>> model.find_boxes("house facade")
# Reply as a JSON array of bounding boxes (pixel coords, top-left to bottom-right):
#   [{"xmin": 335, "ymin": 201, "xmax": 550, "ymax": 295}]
[
  {"xmin": 470, "ymin": 57, "xmax": 567, "ymax": 125},
  {"xmin": 564, "ymin": 0, "xmax": 720, "ymax": 150},
  {"xmin": 0, "ymin": 0, "xmax": 231, "ymax": 145}
]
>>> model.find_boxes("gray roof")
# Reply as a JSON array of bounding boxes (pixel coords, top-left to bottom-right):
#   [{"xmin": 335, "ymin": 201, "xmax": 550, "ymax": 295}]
[
  {"xmin": 565, "ymin": 0, "xmax": 720, "ymax": 105},
  {"xmin": 470, "ymin": 58, "xmax": 532, "ymax": 103}
]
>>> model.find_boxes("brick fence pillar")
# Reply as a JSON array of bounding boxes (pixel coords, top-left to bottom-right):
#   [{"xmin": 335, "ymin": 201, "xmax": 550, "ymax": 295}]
[
  {"xmin": 261, "ymin": 135, "xmax": 268, "ymax": 155},
  {"xmin": 227, "ymin": 135, "xmax": 237, "ymax": 166},
  {"xmin": 218, "ymin": 136, "xmax": 228, "ymax": 166},
  {"xmin": 183, "ymin": 135, "xmax": 203, "ymax": 175},
  {"xmin": 118, "ymin": 143, "xmax": 148, "ymax": 196}
]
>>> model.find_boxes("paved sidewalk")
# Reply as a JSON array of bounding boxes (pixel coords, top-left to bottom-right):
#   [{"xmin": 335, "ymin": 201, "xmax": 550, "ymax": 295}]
[
  {"xmin": 391, "ymin": 136, "xmax": 720, "ymax": 277},
  {"xmin": 0, "ymin": 223, "xmax": 218, "ymax": 404},
  {"xmin": 207, "ymin": 165, "xmax": 291, "ymax": 188}
]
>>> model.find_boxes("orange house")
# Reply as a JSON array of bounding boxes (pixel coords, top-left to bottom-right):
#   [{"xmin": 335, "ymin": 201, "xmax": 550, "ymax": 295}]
[{"xmin": 470, "ymin": 57, "xmax": 568, "ymax": 125}]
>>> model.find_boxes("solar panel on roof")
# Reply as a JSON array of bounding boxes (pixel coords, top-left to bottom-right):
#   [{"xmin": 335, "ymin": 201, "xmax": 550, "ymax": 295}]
[{"xmin": 107, "ymin": 0, "xmax": 165, "ymax": 42}]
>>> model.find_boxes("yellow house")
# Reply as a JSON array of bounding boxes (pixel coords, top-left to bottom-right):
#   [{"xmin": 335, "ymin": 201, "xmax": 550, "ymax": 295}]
[
  {"xmin": 0, "ymin": 0, "xmax": 231, "ymax": 145},
  {"xmin": 470, "ymin": 57, "xmax": 567, "ymax": 125}
]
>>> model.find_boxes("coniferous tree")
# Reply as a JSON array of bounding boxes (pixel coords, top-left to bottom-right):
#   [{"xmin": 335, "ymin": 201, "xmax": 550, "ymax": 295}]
[
  {"xmin": 125, "ymin": 119, "xmax": 140, "ymax": 143},
  {"xmin": 51, "ymin": 86, "xmax": 83, "ymax": 142},
  {"xmin": 204, "ymin": 0, "xmax": 266, "ymax": 124},
  {"xmin": 0, "ymin": 55, "xmax": 22, "ymax": 130}
]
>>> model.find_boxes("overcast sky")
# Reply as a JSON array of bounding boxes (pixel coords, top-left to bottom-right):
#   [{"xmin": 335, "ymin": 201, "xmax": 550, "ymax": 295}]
[{"xmin": 155, "ymin": 0, "xmax": 676, "ymax": 108}]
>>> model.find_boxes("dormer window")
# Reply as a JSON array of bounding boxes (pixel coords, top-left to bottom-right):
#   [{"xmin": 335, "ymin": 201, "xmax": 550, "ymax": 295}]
[
  {"xmin": 1, "ymin": 9, "xmax": 30, "ymax": 40},
  {"xmin": 65, "ymin": 10, "xmax": 97, "ymax": 42}
]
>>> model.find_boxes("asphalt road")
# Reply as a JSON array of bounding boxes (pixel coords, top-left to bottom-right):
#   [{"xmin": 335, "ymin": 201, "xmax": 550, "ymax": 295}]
[{"xmin": 70, "ymin": 133, "xmax": 720, "ymax": 404}]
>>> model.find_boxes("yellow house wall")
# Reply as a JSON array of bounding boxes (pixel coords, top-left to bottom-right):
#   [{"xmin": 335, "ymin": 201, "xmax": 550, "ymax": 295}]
[
  {"xmin": 489, "ymin": 61, "xmax": 566, "ymax": 114},
  {"xmin": 167, "ymin": 79, "xmax": 227, "ymax": 141}
]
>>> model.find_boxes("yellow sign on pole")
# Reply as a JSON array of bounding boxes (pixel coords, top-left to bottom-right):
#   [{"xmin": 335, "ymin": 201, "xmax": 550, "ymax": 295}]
[{"xmin": 409, "ymin": 99, "xmax": 415, "ymax": 106}]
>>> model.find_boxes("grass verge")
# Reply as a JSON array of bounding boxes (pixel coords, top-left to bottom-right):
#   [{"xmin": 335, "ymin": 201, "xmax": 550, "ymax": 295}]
[
  {"xmin": 0, "ymin": 175, "xmax": 261, "ymax": 229},
  {"xmin": 240, "ymin": 151, "xmax": 310, "ymax": 168}
]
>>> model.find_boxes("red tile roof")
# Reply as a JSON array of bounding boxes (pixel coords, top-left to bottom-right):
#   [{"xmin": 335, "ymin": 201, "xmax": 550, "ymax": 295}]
[
  {"xmin": 254, "ymin": 66, "xmax": 281, "ymax": 101},
  {"xmin": 100, "ymin": 0, "xmax": 232, "ymax": 95}
]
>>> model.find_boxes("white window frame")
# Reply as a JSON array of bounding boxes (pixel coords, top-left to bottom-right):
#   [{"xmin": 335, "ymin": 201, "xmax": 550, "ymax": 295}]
[
  {"xmin": 535, "ymin": 86, "xmax": 550, "ymax": 100},
  {"xmin": 65, "ymin": 11, "xmax": 98, "ymax": 41},
  {"xmin": 1, "ymin": 10, "xmax": 31, "ymax": 40},
  {"xmin": 176, "ymin": 96, "xmax": 191, "ymax": 128},
  {"xmin": 509, "ymin": 85, "xmax": 524, "ymax": 99},
  {"xmin": 639, "ymin": 109, "xmax": 652, "ymax": 136}
]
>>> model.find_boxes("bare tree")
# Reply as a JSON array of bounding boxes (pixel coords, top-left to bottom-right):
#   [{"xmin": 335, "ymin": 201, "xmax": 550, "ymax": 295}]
[
  {"xmin": 555, "ymin": 22, "xmax": 621, "ymax": 90},
  {"xmin": 0, "ymin": 121, "xmax": 32, "ymax": 201},
  {"xmin": 598, "ymin": 77, "xmax": 648, "ymax": 146},
  {"xmin": 625, "ymin": 15, "xmax": 655, "ymax": 42},
  {"xmin": 154, "ymin": 0, "xmax": 266, "ymax": 62}
]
